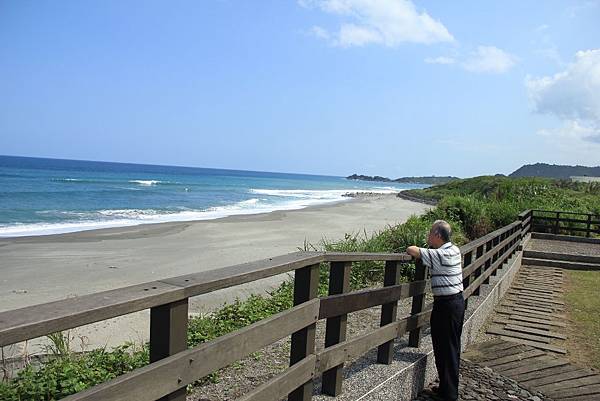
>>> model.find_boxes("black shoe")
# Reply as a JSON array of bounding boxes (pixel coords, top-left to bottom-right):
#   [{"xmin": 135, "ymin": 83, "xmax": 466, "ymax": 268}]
[{"xmin": 421, "ymin": 388, "xmax": 444, "ymax": 400}]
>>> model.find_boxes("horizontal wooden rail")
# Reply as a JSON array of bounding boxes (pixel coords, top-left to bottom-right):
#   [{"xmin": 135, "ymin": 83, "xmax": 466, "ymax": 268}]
[
  {"xmin": 316, "ymin": 310, "xmax": 431, "ymax": 374},
  {"xmin": 323, "ymin": 252, "xmax": 413, "ymax": 262},
  {"xmin": 459, "ymin": 221, "xmax": 521, "ymax": 254},
  {"xmin": 532, "ymin": 215, "xmax": 600, "ymax": 225},
  {"xmin": 0, "ymin": 251, "xmax": 324, "ymax": 347},
  {"xmin": 61, "ymin": 299, "xmax": 320, "ymax": 401},
  {"xmin": 239, "ymin": 355, "xmax": 317, "ymax": 401},
  {"xmin": 532, "ymin": 209, "xmax": 600, "ymax": 217},
  {"xmin": 531, "ymin": 209, "xmax": 600, "ymax": 238},
  {"xmin": 532, "ymin": 223, "xmax": 599, "ymax": 235},
  {"xmin": 0, "ymin": 281, "xmax": 186, "ymax": 348},
  {"xmin": 462, "ymin": 229, "xmax": 521, "ymax": 278},
  {"xmin": 463, "ymin": 239, "xmax": 520, "ymax": 299},
  {"xmin": 318, "ymin": 280, "xmax": 427, "ymax": 319}
]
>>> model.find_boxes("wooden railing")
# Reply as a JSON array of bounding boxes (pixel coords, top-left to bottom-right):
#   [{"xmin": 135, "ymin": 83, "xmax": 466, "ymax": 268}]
[
  {"xmin": 0, "ymin": 217, "xmax": 528, "ymax": 401},
  {"xmin": 531, "ymin": 209, "xmax": 600, "ymax": 237}
]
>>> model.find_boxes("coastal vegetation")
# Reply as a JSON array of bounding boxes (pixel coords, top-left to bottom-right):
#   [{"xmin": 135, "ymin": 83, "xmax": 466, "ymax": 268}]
[{"xmin": 2, "ymin": 175, "xmax": 599, "ymax": 400}]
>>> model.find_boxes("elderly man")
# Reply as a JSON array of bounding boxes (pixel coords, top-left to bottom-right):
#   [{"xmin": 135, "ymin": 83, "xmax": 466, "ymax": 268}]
[{"xmin": 407, "ymin": 220, "xmax": 464, "ymax": 401}]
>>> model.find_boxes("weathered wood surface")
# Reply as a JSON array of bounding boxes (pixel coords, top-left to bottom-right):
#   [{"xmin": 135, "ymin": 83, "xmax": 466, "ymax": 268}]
[
  {"xmin": 61, "ymin": 299, "xmax": 320, "ymax": 401},
  {"xmin": 316, "ymin": 310, "xmax": 431, "ymax": 374},
  {"xmin": 321, "ymin": 261, "xmax": 351, "ymax": 396},
  {"xmin": 0, "ymin": 251, "xmax": 324, "ymax": 347},
  {"xmin": 238, "ymin": 355, "xmax": 316, "ymax": 401},
  {"xmin": 487, "ymin": 261, "xmax": 567, "ymax": 353},
  {"xmin": 318, "ymin": 280, "xmax": 427, "ymax": 319},
  {"xmin": 289, "ymin": 264, "xmax": 320, "ymax": 401},
  {"xmin": 464, "ymin": 339, "xmax": 600, "ymax": 400},
  {"xmin": 0, "ymin": 281, "xmax": 186, "ymax": 347}
]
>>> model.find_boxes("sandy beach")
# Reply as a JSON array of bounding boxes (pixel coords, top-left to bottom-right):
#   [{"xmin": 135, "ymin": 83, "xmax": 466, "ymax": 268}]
[{"xmin": 0, "ymin": 194, "xmax": 429, "ymax": 356}]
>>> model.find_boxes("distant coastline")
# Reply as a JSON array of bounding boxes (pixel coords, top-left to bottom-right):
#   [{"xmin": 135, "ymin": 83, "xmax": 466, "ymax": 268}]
[{"xmin": 347, "ymin": 173, "xmax": 459, "ymax": 185}]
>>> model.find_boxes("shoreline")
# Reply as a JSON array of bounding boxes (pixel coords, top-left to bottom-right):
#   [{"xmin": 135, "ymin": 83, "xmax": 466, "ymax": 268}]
[
  {"xmin": 0, "ymin": 191, "xmax": 399, "ymax": 240},
  {"xmin": 0, "ymin": 194, "xmax": 430, "ymax": 356}
]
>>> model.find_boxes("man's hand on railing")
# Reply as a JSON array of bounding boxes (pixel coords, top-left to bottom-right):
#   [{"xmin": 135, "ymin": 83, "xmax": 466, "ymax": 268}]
[{"xmin": 406, "ymin": 245, "xmax": 421, "ymax": 259}]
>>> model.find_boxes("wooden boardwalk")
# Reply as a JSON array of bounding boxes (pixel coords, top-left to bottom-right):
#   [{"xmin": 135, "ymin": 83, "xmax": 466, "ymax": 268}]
[
  {"xmin": 488, "ymin": 263, "xmax": 567, "ymax": 354},
  {"xmin": 462, "ymin": 233, "xmax": 600, "ymax": 400},
  {"xmin": 464, "ymin": 339, "xmax": 600, "ymax": 401}
]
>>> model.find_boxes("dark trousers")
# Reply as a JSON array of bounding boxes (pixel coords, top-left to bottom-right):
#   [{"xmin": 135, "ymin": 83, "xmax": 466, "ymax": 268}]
[{"xmin": 430, "ymin": 292, "xmax": 465, "ymax": 401}]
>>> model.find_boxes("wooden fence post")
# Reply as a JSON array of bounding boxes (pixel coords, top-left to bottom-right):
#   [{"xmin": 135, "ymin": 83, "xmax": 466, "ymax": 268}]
[
  {"xmin": 150, "ymin": 299, "xmax": 189, "ymax": 401},
  {"xmin": 321, "ymin": 261, "xmax": 351, "ymax": 396},
  {"xmin": 377, "ymin": 261, "xmax": 401, "ymax": 364},
  {"xmin": 288, "ymin": 263, "xmax": 320, "ymax": 401},
  {"xmin": 478, "ymin": 244, "xmax": 489, "ymax": 286},
  {"xmin": 462, "ymin": 252, "xmax": 472, "ymax": 307},
  {"xmin": 587, "ymin": 213, "xmax": 592, "ymax": 238},
  {"xmin": 408, "ymin": 259, "xmax": 427, "ymax": 347},
  {"xmin": 554, "ymin": 212, "xmax": 560, "ymax": 234}
]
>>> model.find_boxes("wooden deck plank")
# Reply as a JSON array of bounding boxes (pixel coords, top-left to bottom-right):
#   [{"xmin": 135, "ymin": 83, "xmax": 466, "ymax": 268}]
[
  {"xmin": 516, "ymin": 363, "xmax": 581, "ymax": 382},
  {"xmin": 510, "ymin": 306, "xmax": 566, "ymax": 319},
  {"xmin": 499, "ymin": 336, "xmax": 567, "ymax": 354},
  {"xmin": 493, "ymin": 317, "xmax": 556, "ymax": 331},
  {"xmin": 521, "ymin": 367, "xmax": 590, "ymax": 387},
  {"xmin": 506, "ymin": 293, "xmax": 565, "ymax": 305},
  {"xmin": 496, "ymin": 307, "xmax": 565, "ymax": 321},
  {"xmin": 513, "ymin": 284, "xmax": 563, "ymax": 292},
  {"xmin": 508, "ymin": 289, "xmax": 561, "ymax": 299},
  {"xmin": 502, "ymin": 300, "xmax": 562, "ymax": 313},
  {"xmin": 505, "ymin": 314, "xmax": 566, "ymax": 327},
  {"xmin": 497, "ymin": 355, "xmax": 569, "ymax": 376},
  {"xmin": 503, "ymin": 324, "xmax": 566, "ymax": 340},
  {"xmin": 487, "ymin": 326, "xmax": 552, "ymax": 344},
  {"xmin": 493, "ymin": 354, "xmax": 559, "ymax": 374},
  {"xmin": 511, "ymin": 285, "xmax": 563, "ymax": 294},
  {"xmin": 559, "ymin": 394, "xmax": 600, "ymax": 401},
  {"xmin": 484, "ymin": 349, "xmax": 546, "ymax": 368},
  {"xmin": 538, "ymin": 374, "xmax": 600, "ymax": 393},
  {"xmin": 547, "ymin": 383, "xmax": 600, "ymax": 399},
  {"xmin": 504, "ymin": 301, "xmax": 564, "ymax": 313},
  {"xmin": 507, "ymin": 293, "xmax": 560, "ymax": 302},
  {"xmin": 462, "ymin": 344, "xmax": 527, "ymax": 363}
]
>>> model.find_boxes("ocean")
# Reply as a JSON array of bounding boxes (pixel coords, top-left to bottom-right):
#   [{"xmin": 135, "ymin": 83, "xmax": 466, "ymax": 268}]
[{"xmin": 0, "ymin": 156, "xmax": 426, "ymax": 238}]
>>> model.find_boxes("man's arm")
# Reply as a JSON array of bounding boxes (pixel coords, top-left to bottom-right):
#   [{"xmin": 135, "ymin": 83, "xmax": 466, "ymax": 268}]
[{"xmin": 406, "ymin": 246, "xmax": 421, "ymax": 259}]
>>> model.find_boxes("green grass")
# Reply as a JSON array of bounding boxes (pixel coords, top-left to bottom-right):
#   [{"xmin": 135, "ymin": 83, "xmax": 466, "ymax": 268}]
[{"xmin": 564, "ymin": 270, "xmax": 600, "ymax": 370}]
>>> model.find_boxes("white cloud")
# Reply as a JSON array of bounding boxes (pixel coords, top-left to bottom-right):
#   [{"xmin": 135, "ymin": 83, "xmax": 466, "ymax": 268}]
[
  {"xmin": 424, "ymin": 56, "xmax": 455, "ymax": 65},
  {"xmin": 309, "ymin": 25, "xmax": 331, "ymax": 40},
  {"xmin": 526, "ymin": 49, "xmax": 600, "ymax": 143},
  {"xmin": 299, "ymin": 0, "xmax": 454, "ymax": 47},
  {"xmin": 461, "ymin": 46, "xmax": 517, "ymax": 74}
]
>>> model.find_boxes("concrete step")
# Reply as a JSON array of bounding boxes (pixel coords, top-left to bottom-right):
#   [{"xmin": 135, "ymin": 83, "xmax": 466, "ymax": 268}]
[
  {"xmin": 523, "ymin": 250, "xmax": 600, "ymax": 264},
  {"xmin": 522, "ymin": 257, "xmax": 600, "ymax": 271}
]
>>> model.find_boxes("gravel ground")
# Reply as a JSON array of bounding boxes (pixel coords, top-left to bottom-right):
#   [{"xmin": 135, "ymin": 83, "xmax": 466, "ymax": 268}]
[
  {"xmin": 187, "ymin": 294, "xmax": 427, "ymax": 401},
  {"xmin": 413, "ymin": 359, "xmax": 551, "ymax": 401},
  {"xmin": 527, "ymin": 238, "xmax": 600, "ymax": 256}
]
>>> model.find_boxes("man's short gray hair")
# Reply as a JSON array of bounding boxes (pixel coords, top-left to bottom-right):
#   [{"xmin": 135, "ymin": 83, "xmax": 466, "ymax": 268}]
[{"xmin": 431, "ymin": 220, "xmax": 452, "ymax": 242}]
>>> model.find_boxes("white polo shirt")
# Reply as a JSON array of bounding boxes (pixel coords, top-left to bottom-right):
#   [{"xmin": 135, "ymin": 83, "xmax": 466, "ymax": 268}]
[{"xmin": 419, "ymin": 242, "xmax": 463, "ymax": 296}]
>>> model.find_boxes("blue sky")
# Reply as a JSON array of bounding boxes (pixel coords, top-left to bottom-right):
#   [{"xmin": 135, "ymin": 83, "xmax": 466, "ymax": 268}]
[{"xmin": 1, "ymin": 0, "xmax": 599, "ymax": 178}]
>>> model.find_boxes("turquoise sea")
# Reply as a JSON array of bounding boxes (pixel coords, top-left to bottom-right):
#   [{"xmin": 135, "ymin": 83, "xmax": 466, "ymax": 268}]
[{"xmin": 0, "ymin": 155, "xmax": 426, "ymax": 237}]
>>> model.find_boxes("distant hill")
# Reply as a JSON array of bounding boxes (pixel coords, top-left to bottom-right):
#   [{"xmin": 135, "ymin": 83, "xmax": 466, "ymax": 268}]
[
  {"xmin": 509, "ymin": 163, "xmax": 600, "ymax": 179},
  {"xmin": 346, "ymin": 174, "xmax": 459, "ymax": 185}
]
